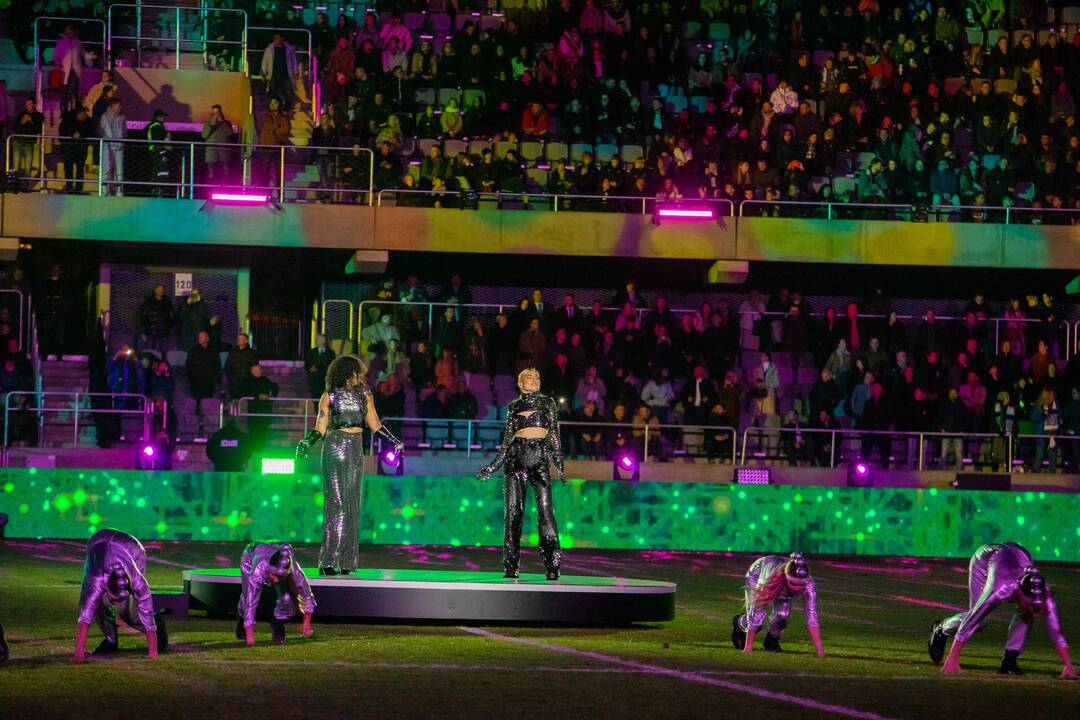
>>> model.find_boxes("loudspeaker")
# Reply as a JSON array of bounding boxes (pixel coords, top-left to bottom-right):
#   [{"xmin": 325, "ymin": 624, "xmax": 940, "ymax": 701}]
[
  {"xmin": 344, "ymin": 250, "xmax": 388, "ymax": 275},
  {"xmin": 953, "ymin": 473, "xmax": 1011, "ymax": 491}
]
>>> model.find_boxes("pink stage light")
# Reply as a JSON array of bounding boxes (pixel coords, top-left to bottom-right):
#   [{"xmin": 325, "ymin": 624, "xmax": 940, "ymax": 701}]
[
  {"xmin": 656, "ymin": 207, "xmax": 715, "ymax": 219},
  {"xmin": 142, "ymin": 444, "xmax": 156, "ymax": 458},
  {"xmin": 210, "ymin": 192, "xmax": 269, "ymax": 204},
  {"xmin": 383, "ymin": 448, "xmax": 400, "ymax": 467},
  {"xmin": 853, "ymin": 462, "xmax": 869, "ymax": 477}
]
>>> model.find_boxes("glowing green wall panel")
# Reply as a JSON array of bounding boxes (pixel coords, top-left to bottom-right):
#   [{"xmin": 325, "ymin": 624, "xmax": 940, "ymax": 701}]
[{"xmin": 2, "ymin": 469, "xmax": 1078, "ymax": 560}]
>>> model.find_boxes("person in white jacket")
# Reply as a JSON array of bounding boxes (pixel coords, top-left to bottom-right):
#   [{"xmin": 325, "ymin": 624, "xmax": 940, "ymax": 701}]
[
  {"xmin": 54, "ymin": 24, "xmax": 96, "ymax": 112},
  {"xmin": 769, "ymin": 79, "xmax": 799, "ymax": 118},
  {"xmin": 99, "ymin": 97, "xmax": 126, "ymax": 195},
  {"xmin": 261, "ymin": 33, "xmax": 299, "ymax": 107}
]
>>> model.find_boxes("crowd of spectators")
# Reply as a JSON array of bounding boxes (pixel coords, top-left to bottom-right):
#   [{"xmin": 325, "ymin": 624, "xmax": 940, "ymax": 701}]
[
  {"xmin": 358, "ymin": 274, "xmax": 1080, "ymax": 471},
  {"xmin": 227, "ymin": 1, "xmax": 1080, "ymax": 217}
]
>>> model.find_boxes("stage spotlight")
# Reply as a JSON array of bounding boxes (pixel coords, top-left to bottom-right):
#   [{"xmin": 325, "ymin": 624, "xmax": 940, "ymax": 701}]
[
  {"xmin": 613, "ymin": 451, "xmax": 640, "ymax": 482},
  {"xmin": 142, "ymin": 444, "xmax": 156, "ymax": 458},
  {"xmin": 210, "ymin": 191, "xmax": 269, "ymax": 205},
  {"xmin": 260, "ymin": 458, "xmax": 295, "ymax": 475},
  {"xmin": 656, "ymin": 207, "xmax": 715, "ymax": 219},
  {"xmin": 378, "ymin": 445, "xmax": 405, "ymax": 476},
  {"xmin": 734, "ymin": 468, "xmax": 772, "ymax": 484},
  {"xmin": 847, "ymin": 461, "xmax": 873, "ymax": 487}
]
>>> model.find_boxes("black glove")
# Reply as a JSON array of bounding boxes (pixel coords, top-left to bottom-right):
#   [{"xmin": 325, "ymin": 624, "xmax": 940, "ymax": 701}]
[{"xmin": 295, "ymin": 429, "xmax": 323, "ymax": 460}]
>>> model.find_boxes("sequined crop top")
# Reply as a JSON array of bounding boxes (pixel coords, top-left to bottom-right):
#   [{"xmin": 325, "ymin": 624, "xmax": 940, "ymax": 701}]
[
  {"xmin": 328, "ymin": 386, "xmax": 369, "ymax": 430},
  {"xmin": 477, "ymin": 392, "xmax": 564, "ymax": 478}
]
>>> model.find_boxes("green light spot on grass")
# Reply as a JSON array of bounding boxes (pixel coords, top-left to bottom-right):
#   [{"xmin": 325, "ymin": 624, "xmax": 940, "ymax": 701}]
[
  {"xmin": 671, "ymin": 503, "xmax": 679, "ymax": 511},
  {"xmin": 271, "ymin": 494, "xmax": 280, "ymax": 502},
  {"xmin": 749, "ymin": 523, "xmax": 757, "ymax": 530},
  {"xmin": 18, "ymin": 503, "xmax": 28, "ymax": 514},
  {"xmin": 601, "ymin": 526, "xmax": 610, "ymax": 534},
  {"xmin": 781, "ymin": 505, "xmax": 791, "ymax": 515},
  {"xmin": 3, "ymin": 481, "xmax": 15, "ymax": 493},
  {"xmin": 379, "ymin": 522, "xmax": 387, "ymax": 530},
  {"xmin": 846, "ymin": 518, "xmax": 853, "ymax": 525},
  {"xmin": 461, "ymin": 498, "xmax": 470, "ymax": 507},
  {"xmin": 135, "ymin": 497, "xmax": 147, "ymax": 508},
  {"xmin": 28, "ymin": 467, "xmax": 37, "ymax": 475},
  {"xmin": 761, "ymin": 514, "xmax": 769, "ymax": 522},
  {"xmin": 401, "ymin": 505, "xmax": 415, "ymax": 520},
  {"xmin": 737, "ymin": 491, "xmax": 747, "ymax": 499},
  {"xmin": 673, "ymin": 490, "xmax": 680, "ymax": 497},
  {"xmin": 866, "ymin": 509, "xmax": 876, "ymax": 518},
  {"xmin": 476, "ymin": 500, "xmax": 484, "ymax": 507},
  {"xmin": 835, "ymin": 511, "xmax": 843, "ymax": 518},
  {"xmin": 55, "ymin": 495, "xmax": 72, "ymax": 512},
  {"xmin": 200, "ymin": 526, "xmax": 209, "ymax": 535},
  {"xmin": 1016, "ymin": 515, "xmax": 1026, "ymax": 525},
  {"xmin": 566, "ymin": 522, "xmax": 574, "ymax": 530},
  {"xmin": 826, "ymin": 491, "xmax": 834, "ymax": 499},
  {"xmin": 687, "ymin": 506, "xmax": 696, "ymax": 514}
]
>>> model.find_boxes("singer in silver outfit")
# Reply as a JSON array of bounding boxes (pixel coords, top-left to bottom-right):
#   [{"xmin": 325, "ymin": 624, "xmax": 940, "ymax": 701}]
[
  {"xmin": 74, "ymin": 528, "xmax": 164, "ymax": 658},
  {"xmin": 931, "ymin": 542, "xmax": 1075, "ymax": 676},
  {"xmin": 477, "ymin": 368, "xmax": 565, "ymax": 581},
  {"xmin": 732, "ymin": 552, "xmax": 823, "ymax": 655},
  {"xmin": 236, "ymin": 541, "xmax": 316, "ymax": 645},
  {"xmin": 296, "ymin": 355, "xmax": 402, "ymax": 576}
]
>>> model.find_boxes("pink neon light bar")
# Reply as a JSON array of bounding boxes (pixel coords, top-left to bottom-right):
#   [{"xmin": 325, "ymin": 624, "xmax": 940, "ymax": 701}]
[
  {"xmin": 210, "ymin": 192, "xmax": 268, "ymax": 204},
  {"xmin": 656, "ymin": 207, "xmax": 714, "ymax": 218}
]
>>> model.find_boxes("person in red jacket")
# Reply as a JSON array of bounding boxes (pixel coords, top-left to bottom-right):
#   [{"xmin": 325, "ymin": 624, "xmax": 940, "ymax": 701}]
[{"xmin": 521, "ymin": 102, "xmax": 549, "ymax": 139}]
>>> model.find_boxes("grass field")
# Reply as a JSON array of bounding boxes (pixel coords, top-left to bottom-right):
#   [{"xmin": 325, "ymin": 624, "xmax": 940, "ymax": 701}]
[{"xmin": 0, "ymin": 540, "xmax": 1078, "ymax": 719}]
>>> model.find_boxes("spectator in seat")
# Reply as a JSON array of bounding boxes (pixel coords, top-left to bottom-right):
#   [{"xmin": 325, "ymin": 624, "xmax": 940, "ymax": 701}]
[
  {"xmin": 440, "ymin": 98, "xmax": 464, "ymax": 138},
  {"xmin": 240, "ymin": 364, "xmax": 279, "ymax": 452},
  {"xmin": 769, "ymin": 80, "xmax": 799, "ymax": 119},
  {"xmin": 521, "ymin": 102, "xmax": 549, "ymax": 139},
  {"xmin": 225, "ymin": 334, "xmax": 258, "ymax": 399},
  {"xmin": 575, "ymin": 400, "xmax": 603, "ymax": 458},
  {"xmin": 679, "ymin": 364, "xmax": 717, "ymax": 425},
  {"xmin": 487, "ymin": 313, "xmax": 516, "ymax": 376},
  {"xmin": 859, "ymin": 383, "xmax": 894, "ymax": 468},
  {"xmin": 379, "ymin": 14, "xmax": 413, "ymax": 55},
  {"xmin": 517, "ymin": 318, "xmax": 547, "ymax": 372},
  {"xmin": 136, "ymin": 284, "xmax": 174, "ymax": 357},
  {"xmin": 340, "ymin": 143, "xmax": 370, "ymax": 199}
]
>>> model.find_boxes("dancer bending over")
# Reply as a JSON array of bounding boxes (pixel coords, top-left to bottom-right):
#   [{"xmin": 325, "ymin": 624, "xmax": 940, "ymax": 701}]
[
  {"xmin": 930, "ymin": 542, "xmax": 1075, "ymax": 677},
  {"xmin": 732, "ymin": 552, "xmax": 823, "ymax": 656},
  {"xmin": 477, "ymin": 367, "xmax": 566, "ymax": 581},
  {"xmin": 296, "ymin": 355, "xmax": 402, "ymax": 575},
  {"xmin": 235, "ymin": 541, "xmax": 315, "ymax": 646},
  {"xmin": 74, "ymin": 528, "xmax": 165, "ymax": 660}
]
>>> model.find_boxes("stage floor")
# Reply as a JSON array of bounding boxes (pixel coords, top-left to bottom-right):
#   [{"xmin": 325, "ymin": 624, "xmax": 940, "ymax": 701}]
[{"xmin": 183, "ymin": 568, "xmax": 677, "ymax": 625}]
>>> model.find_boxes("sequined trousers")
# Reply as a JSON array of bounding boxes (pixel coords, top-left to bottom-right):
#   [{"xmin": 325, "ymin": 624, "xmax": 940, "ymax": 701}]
[
  {"xmin": 318, "ymin": 430, "xmax": 365, "ymax": 571},
  {"xmin": 503, "ymin": 438, "xmax": 561, "ymax": 575}
]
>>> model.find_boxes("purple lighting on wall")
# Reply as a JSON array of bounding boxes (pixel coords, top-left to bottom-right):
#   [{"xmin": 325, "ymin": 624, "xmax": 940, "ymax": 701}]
[
  {"xmin": 210, "ymin": 192, "xmax": 269, "ymax": 204},
  {"xmin": 656, "ymin": 207, "xmax": 714, "ymax": 219}
]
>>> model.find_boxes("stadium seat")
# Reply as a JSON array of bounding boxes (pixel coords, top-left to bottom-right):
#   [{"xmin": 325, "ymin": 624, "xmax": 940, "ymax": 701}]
[
  {"xmin": 954, "ymin": 128, "xmax": 974, "ymax": 148},
  {"xmin": 494, "ymin": 140, "xmax": 517, "ymax": 158},
  {"xmin": 468, "ymin": 139, "xmax": 491, "ymax": 157},
  {"xmin": 417, "ymin": 138, "xmax": 441, "ymax": 157},
  {"xmin": 689, "ymin": 96, "xmax": 709, "ymax": 113},
  {"xmin": 479, "ymin": 16, "xmax": 504, "ymax": 33},
  {"xmin": 544, "ymin": 141, "xmax": 570, "ymax": 162},
  {"xmin": 413, "ymin": 87, "xmax": 436, "ymax": 107},
  {"xmin": 443, "ymin": 139, "xmax": 468, "ymax": 157},
  {"xmin": 1065, "ymin": 6, "xmax": 1080, "ymax": 23},
  {"xmin": 462, "ymin": 88, "xmax": 486, "ymax": 107},
  {"xmin": 965, "ymin": 27, "xmax": 984, "ymax": 46},
  {"xmin": 855, "ymin": 152, "xmax": 876, "ymax": 172},
  {"xmin": 811, "ymin": 50, "xmax": 834, "ymax": 68},
  {"xmin": 994, "ymin": 78, "xmax": 1017, "ymax": 96},
  {"xmin": 455, "ymin": 14, "xmax": 473, "ymax": 31},
  {"xmin": 595, "ymin": 144, "xmax": 618, "ymax": 162},
  {"xmin": 570, "ymin": 143, "xmax": 594, "ymax": 163},
  {"xmin": 666, "ymin": 96, "xmax": 688, "ymax": 113},
  {"xmin": 981, "ymin": 153, "xmax": 1001, "ymax": 170},
  {"xmin": 520, "ymin": 141, "xmax": 544, "ymax": 163},
  {"xmin": 987, "ymin": 29, "xmax": 1008, "ymax": 47},
  {"xmin": 437, "ymin": 87, "xmax": 461, "ymax": 106},
  {"xmin": 683, "ymin": 21, "xmax": 703, "ymax": 40},
  {"xmin": 831, "ymin": 176, "xmax": 857, "ymax": 199},
  {"xmin": 809, "ymin": 176, "xmax": 829, "ymax": 194},
  {"xmin": 943, "ymin": 77, "xmax": 966, "ymax": 96},
  {"xmin": 430, "ymin": 13, "xmax": 451, "ymax": 32},
  {"xmin": 766, "ymin": 73, "xmax": 779, "ymax": 91},
  {"xmin": 1014, "ymin": 181, "xmax": 1035, "ymax": 200},
  {"xmin": 742, "ymin": 72, "xmax": 763, "ymax": 88},
  {"xmin": 707, "ymin": 22, "xmax": 730, "ymax": 41},
  {"xmin": 403, "ymin": 13, "xmax": 426, "ymax": 31},
  {"xmin": 621, "ymin": 144, "xmax": 644, "ymax": 163},
  {"xmin": 526, "ymin": 167, "xmax": 548, "ymax": 189}
]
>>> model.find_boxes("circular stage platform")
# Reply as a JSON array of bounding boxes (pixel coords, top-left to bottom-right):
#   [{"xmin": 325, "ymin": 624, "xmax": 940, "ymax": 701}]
[{"xmin": 182, "ymin": 568, "xmax": 676, "ymax": 625}]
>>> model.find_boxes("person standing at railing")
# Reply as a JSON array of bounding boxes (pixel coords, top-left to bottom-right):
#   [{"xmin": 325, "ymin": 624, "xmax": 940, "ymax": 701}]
[
  {"xmin": 201, "ymin": 104, "xmax": 233, "ymax": 185},
  {"xmin": 1030, "ymin": 388, "xmax": 1061, "ymax": 474},
  {"xmin": 240, "ymin": 363, "xmax": 279, "ymax": 453},
  {"xmin": 54, "ymin": 25, "xmax": 96, "ymax": 113},
  {"xmin": 146, "ymin": 110, "xmax": 171, "ymax": 195},
  {"xmin": 58, "ymin": 106, "xmax": 91, "ymax": 193},
  {"xmin": 12, "ymin": 98, "xmax": 42, "ymax": 190},
  {"xmin": 99, "ymin": 97, "xmax": 125, "ymax": 196},
  {"xmin": 225, "ymin": 333, "xmax": 258, "ymax": 399},
  {"xmin": 310, "ymin": 112, "xmax": 339, "ymax": 202},
  {"xmin": 256, "ymin": 98, "xmax": 291, "ymax": 195}
]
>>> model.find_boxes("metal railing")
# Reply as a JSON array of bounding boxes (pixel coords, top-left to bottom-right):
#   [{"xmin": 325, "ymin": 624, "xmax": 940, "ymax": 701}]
[
  {"xmin": 377, "ymin": 188, "xmax": 735, "ymax": 215},
  {"xmin": 738, "ymin": 199, "xmax": 1080, "ymax": 224},
  {"xmin": 33, "ymin": 16, "xmax": 107, "ymax": 111},
  {"xmin": 738, "ymin": 426, "xmax": 1080, "ymax": 471},
  {"xmin": 2, "ymin": 391, "xmax": 150, "ymax": 451},
  {"xmin": 0, "ymin": 289, "xmax": 25, "ymax": 352},
  {"xmin": 107, "ymin": 3, "xmax": 249, "ymax": 72},
  {"xmin": 4, "ymin": 134, "xmax": 374, "ymax": 203}
]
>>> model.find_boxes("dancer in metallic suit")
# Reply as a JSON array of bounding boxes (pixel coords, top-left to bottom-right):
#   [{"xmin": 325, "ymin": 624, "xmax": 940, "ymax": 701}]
[
  {"xmin": 731, "ymin": 552, "xmax": 824, "ymax": 655},
  {"xmin": 477, "ymin": 368, "xmax": 566, "ymax": 581},
  {"xmin": 929, "ymin": 542, "xmax": 1076, "ymax": 677},
  {"xmin": 296, "ymin": 355, "xmax": 402, "ymax": 575},
  {"xmin": 74, "ymin": 528, "xmax": 166, "ymax": 660},
  {"xmin": 235, "ymin": 541, "xmax": 315, "ymax": 646}
]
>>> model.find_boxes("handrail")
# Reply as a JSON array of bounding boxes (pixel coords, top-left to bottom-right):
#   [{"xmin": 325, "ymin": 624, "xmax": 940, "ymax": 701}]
[
  {"xmin": 33, "ymin": 16, "xmax": 107, "ymax": 111},
  {"xmin": 5, "ymin": 133, "xmax": 374, "ymax": 202},
  {"xmin": 377, "ymin": 188, "xmax": 734, "ymax": 215},
  {"xmin": 107, "ymin": 3, "xmax": 249, "ymax": 72},
  {"xmin": 738, "ymin": 198, "xmax": 1080, "ymax": 224},
  {"xmin": 2, "ymin": 391, "xmax": 150, "ymax": 453}
]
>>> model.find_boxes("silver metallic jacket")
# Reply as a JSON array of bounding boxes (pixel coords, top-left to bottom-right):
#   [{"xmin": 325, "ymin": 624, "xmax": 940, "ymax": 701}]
[
  {"xmin": 744, "ymin": 554, "xmax": 819, "ymax": 630},
  {"xmin": 949, "ymin": 543, "xmax": 1067, "ymax": 649},
  {"xmin": 77, "ymin": 528, "xmax": 156, "ymax": 632},
  {"xmin": 237, "ymin": 542, "xmax": 316, "ymax": 627},
  {"xmin": 478, "ymin": 392, "xmax": 564, "ymax": 479}
]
